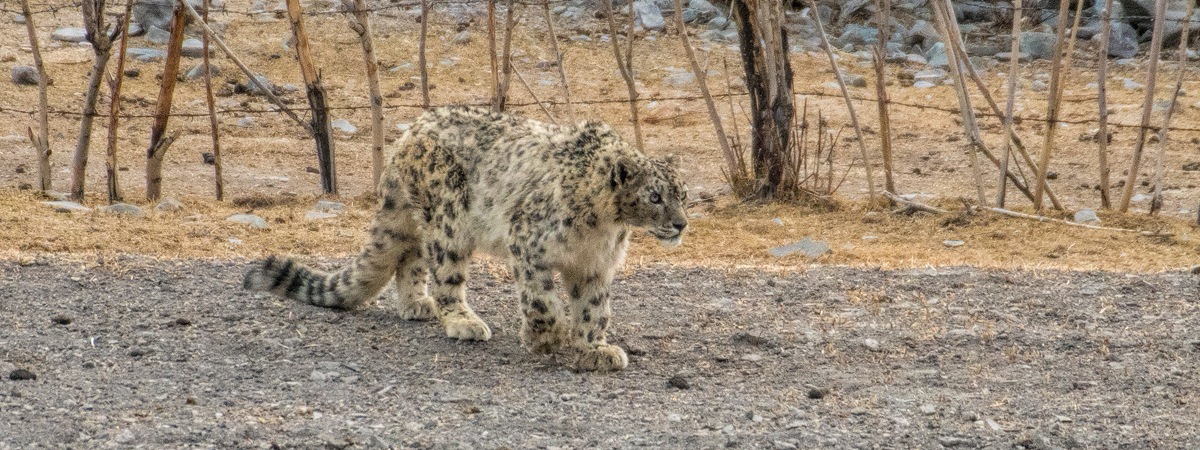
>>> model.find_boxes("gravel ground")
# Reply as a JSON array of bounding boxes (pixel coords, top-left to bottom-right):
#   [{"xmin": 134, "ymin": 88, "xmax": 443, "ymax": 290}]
[{"xmin": 1, "ymin": 257, "xmax": 1198, "ymax": 449}]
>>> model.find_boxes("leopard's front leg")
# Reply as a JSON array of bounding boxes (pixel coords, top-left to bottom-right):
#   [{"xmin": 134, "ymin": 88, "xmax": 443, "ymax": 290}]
[{"xmin": 564, "ymin": 271, "xmax": 627, "ymax": 371}]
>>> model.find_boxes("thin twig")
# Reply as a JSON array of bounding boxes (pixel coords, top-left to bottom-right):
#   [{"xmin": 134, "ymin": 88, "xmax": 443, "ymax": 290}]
[
  {"xmin": 603, "ymin": 0, "xmax": 644, "ymax": 151},
  {"xmin": 419, "ymin": 0, "xmax": 430, "ymax": 108},
  {"xmin": 1149, "ymin": 0, "xmax": 1193, "ymax": 214},
  {"xmin": 512, "ymin": 66, "xmax": 557, "ymax": 124},
  {"xmin": 72, "ymin": 0, "xmax": 122, "ymax": 201},
  {"xmin": 932, "ymin": 0, "xmax": 986, "ymax": 205},
  {"xmin": 1096, "ymin": 0, "xmax": 1115, "ymax": 209},
  {"xmin": 873, "ymin": 0, "xmax": 895, "ymax": 194},
  {"xmin": 672, "ymin": 0, "xmax": 732, "ymax": 174},
  {"xmin": 979, "ymin": 206, "xmax": 1172, "ymax": 236},
  {"xmin": 1117, "ymin": 0, "xmax": 1167, "ymax": 212},
  {"xmin": 807, "ymin": 0, "xmax": 875, "ymax": 204},
  {"xmin": 497, "ymin": 0, "xmax": 516, "ymax": 111},
  {"xmin": 997, "ymin": 0, "xmax": 1021, "ymax": 207},
  {"xmin": 104, "ymin": 0, "xmax": 132, "ymax": 204},
  {"xmin": 541, "ymin": 0, "xmax": 571, "ymax": 120},
  {"xmin": 488, "ymin": 0, "xmax": 498, "ymax": 110},
  {"xmin": 145, "ymin": 2, "xmax": 185, "ymax": 201},
  {"xmin": 203, "ymin": 0, "xmax": 223, "ymax": 201},
  {"xmin": 884, "ymin": 191, "xmax": 948, "ymax": 214},
  {"xmin": 346, "ymin": 0, "xmax": 386, "ymax": 187},
  {"xmin": 19, "ymin": 0, "xmax": 51, "ymax": 192}
]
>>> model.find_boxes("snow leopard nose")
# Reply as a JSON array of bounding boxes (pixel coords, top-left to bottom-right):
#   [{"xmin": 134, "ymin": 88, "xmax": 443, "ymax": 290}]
[{"xmin": 673, "ymin": 221, "xmax": 687, "ymax": 233}]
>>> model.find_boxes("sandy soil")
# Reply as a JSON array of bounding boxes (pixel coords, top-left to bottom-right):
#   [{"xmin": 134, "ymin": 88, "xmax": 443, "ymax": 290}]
[{"xmin": 2, "ymin": 257, "xmax": 1198, "ymax": 449}]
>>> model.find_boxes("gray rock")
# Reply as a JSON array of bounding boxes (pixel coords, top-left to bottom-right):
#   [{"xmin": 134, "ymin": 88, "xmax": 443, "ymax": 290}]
[
  {"xmin": 863, "ymin": 338, "xmax": 880, "ymax": 351},
  {"xmin": 99, "ymin": 203, "xmax": 144, "ymax": 217},
  {"xmin": 44, "ymin": 201, "xmax": 91, "ymax": 213},
  {"xmin": 14, "ymin": 14, "xmax": 26, "ymax": 24},
  {"xmin": 633, "ymin": 0, "xmax": 666, "ymax": 30},
  {"xmin": 155, "ymin": 197, "xmax": 184, "ymax": 212},
  {"xmin": 304, "ymin": 211, "xmax": 337, "ymax": 221},
  {"xmin": 452, "ymin": 30, "xmax": 472, "ymax": 45},
  {"xmin": 684, "ymin": 0, "xmax": 719, "ymax": 23},
  {"xmin": 51, "ymin": 27, "xmax": 88, "ymax": 43},
  {"xmin": 227, "ymin": 213, "xmax": 268, "ymax": 228},
  {"xmin": 995, "ymin": 52, "xmax": 1030, "ymax": 62},
  {"xmin": 924, "ymin": 41, "xmax": 948, "ymax": 67},
  {"xmin": 237, "ymin": 116, "xmax": 255, "ymax": 127},
  {"xmin": 943, "ymin": 240, "xmax": 965, "ymax": 247},
  {"xmin": 1019, "ymin": 31, "xmax": 1057, "ymax": 60},
  {"xmin": 837, "ymin": 24, "xmax": 879, "ymax": 48},
  {"xmin": 707, "ymin": 16, "xmax": 730, "ymax": 30},
  {"xmin": 663, "ymin": 70, "xmax": 695, "ymax": 87},
  {"xmin": 243, "ymin": 74, "xmax": 276, "ymax": 95},
  {"xmin": 913, "ymin": 80, "xmax": 936, "ymax": 88},
  {"xmin": 844, "ymin": 74, "xmax": 867, "ymax": 88},
  {"xmin": 315, "ymin": 200, "xmax": 344, "ymax": 211},
  {"xmin": 1030, "ymin": 80, "xmax": 1048, "ymax": 92},
  {"xmin": 184, "ymin": 63, "xmax": 220, "ymax": 81},
  {"xmin": 919, "ymin": 404, "xmax": 938, "ymax": 415},
  {"xmin": 114, "ymin": 428, "xmax": 135, "ymax": 444},
  {"xmin": 700, "ymin": 29, "xmax": 736, "ymax": 43},
  {"xmin": 905, "ymin": 53, "xmax": 928, "ymax": 65},
  {"xmin": 144, "ymin": 25, "xmax": 171, "ymax": 45},
  {"xmin": 331, "ymin": 119, "xmax": 357, "ymax": 133},
  {"xmin": 768, "ymin": 237, "xmax": 831, "ymax": 258},
  {"xmin": 1107, "ymin": 22, "xmax": 1139, "ymax": 59},
  {"xmin": 1123, "ymin": 78, "xmax": 1143, "ymax": 90},
  {"xmin": 11, "ymin": 66, "xmax": 39, "ymax": 86},
  {"xmin": 135, "ymin": 0, "xmax": 203, "ymax": 32},
  {"xmin": 1074, "ymin": 209, "xmax": 1101, "ymax": 224},
  {"xmin": 966, "ymin": 43, "xmax": 1001, "ymax": 56},
  {"xmin": 181, "ymin": 38, "xmax": 207, "ymax": 58},
  {"xmin": 126, "ymin": 47, "xmax": 166, "ymax": 62},
  {"xmin": 913, "ymin": 68, "xmax": 946, "ymax": 84}
]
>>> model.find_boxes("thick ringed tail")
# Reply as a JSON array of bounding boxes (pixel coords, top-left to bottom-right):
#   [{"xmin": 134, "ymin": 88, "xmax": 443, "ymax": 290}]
[{"xmin": 243, "ymin": 256, "xmax": 371, "ymax": 308}]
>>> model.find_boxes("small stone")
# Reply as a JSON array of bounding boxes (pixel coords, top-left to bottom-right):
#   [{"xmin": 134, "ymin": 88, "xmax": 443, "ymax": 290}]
[
  {"xmin": 237, "ymin": 116, "xmax": 255, "ymax": 127},
  {"xmin": 1073, "ymin": 209, "xmax": 1100, "ymax": 224},
  {"xmin": 632, "ymin": 0, "xmax": 666, "ymax": 30},
  {"xmin": 304, "ymin": 211, "xmax": 337, "ymax": 221},
  {"xmin": 144, "ymin": 26, "xmax": 171, "ymax": 45},
  {"xmin": 1131, "ymin": 193, "xmax": 1151, "ymax": 202},
  {"xmin": 913, "ymin": 80, "xmax": 936, "ymax": 89},
  {"xmin": 9, "ymin": 369, "xmax": 36, "ymax": 381},
  {"xmin": 1019, "ymin": 31, "xmax": 1057, "ymax": 59},
  {"xmin": 663, "ymin": 71, "xmax": 696, "ymax": 87},
  {"xmin": 985, "ymin": 417, "xmax": 1002, "ymax": 431},
  {"xmin": 226, "ymin": 213, "xmax": 268, "ymax": 228},
  {"xmin": 995, "ymin": 52, "xmax": 1030, "ymax": 62},
  {"xmin": 937, "ymin": 436, "xmax": 966, "ymax": 447},
  {"xmin": 126, "ymin": 47, "xmax": 166, "ymax": 62},
  {"xmin": 806, "ymin": 388, "xmax": 824, "ymax": 399},
  {"xmin": 43, "ymin": 201, "xmax": 91, "ymax": 213},
  {"xmin": 114, "ymin": 428, "xmax": 135, "ymax": 444},
  {"xmin": 1123, "ymin": 79, "xmax": 1143, "ymax": 90},
  {"xmin": 14, "ymin": 14, "xmax": 26, "ymax": 24},
  {"xmin": 310, "ymin": 370, "xmax": 328, "ymax": 382},
  {"xmin": 863, "ymin": 338, "xmax": 880, "ymax": 351},
  {"xmin": 51, "ymin": 315, "xmax": 71, "ymax": 325},
  {"xmin": 331, "ymin": 119, "xmax": 357, "ymax": 133},
  {"xmin": 181, "ymin": 38, "xmax": 207, "ymax": 58},
  {"xmin": 315, "ymin": 200, "xmax": 344, "ymax": 211},
  {"xmin": 1030, "ymin": 80, "xmax": 1048, "ymax": 92},
  {"xmin": 943, "ymin": 240, "xmax": 965, "ymax": 247},
  {"xmin": 850, "ymin": 406, "xmax": 867, "ymax": 415},
  {"xmin": 668, "ymin": 413, "xmax": 683, "ymax": 422},
  {"xmin": 919, "ymin": 404, "xmax": 937, "ymax": 415},
  {"xmin": 667, "ymin": 375, "xmax": 690, "ymax": 389},
  {"xmin": 452, "ymin": 30, "xmax": 472, "ymax": 45},
  {"xmin": 768, "ymin": 237, "xmax": 831, "ymax": 258},
  {"xmin": 742, "ymin": 353, "xmax": 762, "ymax": 362},
  {"xmin": 844, "ymin": 74, "xmax": 867, "ymax": 88},
  {"xmin": 185, "ymin": 63, "xmax": 219, "ymax": 81},
  {"xmin": 155, "ymin": 197, "xmax": 184, "ymax": 212},
  {"xmin": 99, "ymin": 203, "xmax": 144, "ymax": 217},
  {"xmin": 52, "ymin": 27, "xmax": 88, "ymax": 43},
  {"xmin": 11, "ymin": 66, "xmax": 40, "ymax": 86}
]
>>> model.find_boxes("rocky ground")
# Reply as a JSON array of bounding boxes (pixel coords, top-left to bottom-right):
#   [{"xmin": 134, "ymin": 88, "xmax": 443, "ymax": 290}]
[{"xmin": 2, "ymin": 257, "xmax": 1198, "ymax": 449}]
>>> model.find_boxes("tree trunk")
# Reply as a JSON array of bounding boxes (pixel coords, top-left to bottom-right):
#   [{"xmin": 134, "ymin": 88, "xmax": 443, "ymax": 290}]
[
  {"xmin": 202, "ymin": 0, "xmax": 223, "ymax": 201},
  {"xmin": 105, "ymin": 1, "xmax": 133, "ymax": 204},
  {"xmin": 145, "ymin": 3, "xmax": 186, "ymax": 201},
  {"xmin": 345, "ymin": 0, "xmax": 385, "ymax": 188},
  {"xmin": 731, "ymin": 0, "xmax": 792, "ymax": 199},
  {"xmin": 72, "ymin": 0, "xmax": 118, "ymax": 201},
  {"xmin": 19, "ymin": 0, "xmax": 52, "ymax": 192},
  {"xmin": 287, "ymin": 0, "xmax": 337, "ymax": 195}
]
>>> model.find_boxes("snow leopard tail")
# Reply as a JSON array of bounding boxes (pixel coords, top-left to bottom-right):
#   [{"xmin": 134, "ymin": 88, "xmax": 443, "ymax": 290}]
[{"xmin": 243, "ymin": 207, "xmax": 420, "ymax": 309}]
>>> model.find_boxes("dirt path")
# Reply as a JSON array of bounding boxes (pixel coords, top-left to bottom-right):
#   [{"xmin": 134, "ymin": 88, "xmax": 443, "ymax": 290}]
[{"xmin": 1, "ymin": 258, "xmax": 1198, "ymax": 449}]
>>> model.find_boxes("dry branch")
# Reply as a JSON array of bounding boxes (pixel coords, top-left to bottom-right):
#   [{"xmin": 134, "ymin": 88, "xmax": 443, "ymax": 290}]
[
  {"xmin": 181, "ymin": 0, "xmax": 312, "ymax": 134},
  {"xmin": 997, "ymin": 0, "xmax": 1020, "ymax": 207},
  {"xmin": 807, "ymin": 0, "xmax": 876, "ymax": 203},
  {"xmin": 541, "ymin": 0, "xmax": 572, "ymax": 119},
  {"xmin": 1031, "ymin": 0, "xmax": 1072, "ymax": 210},
  {"xmin": 1117, "ymin": 0, "xmax": 1167, "ymax": 212},
  {"xmin": 488, "ymin": 0, "xmax": 499, "ymax": 111},
  {"xmin": 931, "ymin": 0, "xmax": 985, "ymax": 205},
  {"xmin": 20, "ymin": 0, "xmax": 51, "ymax": 192},
  {"xmin": 1149, "ymin": 0, "xmax": 1194, "ymax": 214},
  {"xmin": 418, "ymin": 0, "xmax": 430, "ymax": 108},
  {"xmin": 72, "ymin": 0, "xmax": 123, "ymax": 201},
  {"xmin": 873, "ymin": 0, "xmax": 895, "ymax": 194},
  {"xmin": 345, "ymin": 0, "xmax": 386, "ymax": 187},
  {"xmin": 1095, "ymin": 0, "xmax": 1115, "ymax": 209},
  {"xmin": 104, "ymin": 1, "xmax": 133, "ymax": 204},
  {"xmin": 202, "ymin": 0, "xmax": 223, "ymax": 200},
  {"xmin": 884, "ymin": 191, "xmax": 947, "ymax": 214},
  {"xmin": 496, "ymin": 0, "xmax": 516, "ymax": 111},
  {"xmin": 979, "ymin": 206, "xmax": 1171, "ymax": 236},
  {"xmin": 145, "ymin": 3, "xmax": 186, "ymax": 201},
  {"xmin": 672, "ymin": 0, "xmax": 733, "ymax": 175},
  {"xmin": 287, "ymin": 0, "xmax": 338, "ymax": 195},
  {"xmin": 603, "ymin": 0, "xmax": 645, "ymax": 151},
  {"xmin": 512, "ymin": 66, "xmax": 557, "ymax": 124}
]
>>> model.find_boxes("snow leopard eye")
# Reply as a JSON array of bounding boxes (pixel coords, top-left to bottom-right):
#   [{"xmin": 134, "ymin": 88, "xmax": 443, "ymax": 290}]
[{"xmin": 649, "ymin": 192, "xmax": 662, "ymax": 204}]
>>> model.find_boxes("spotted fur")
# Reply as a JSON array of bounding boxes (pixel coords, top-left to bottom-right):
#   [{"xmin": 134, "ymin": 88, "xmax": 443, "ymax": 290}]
[{"xmin": 244, "ymin": 106, "xmax": 688, "ymax": 371}]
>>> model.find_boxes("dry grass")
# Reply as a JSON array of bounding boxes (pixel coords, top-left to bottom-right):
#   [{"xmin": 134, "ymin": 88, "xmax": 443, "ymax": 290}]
[{"xmin": 3, "ymin": 189, "xmax": 1197, "ymax": 272}]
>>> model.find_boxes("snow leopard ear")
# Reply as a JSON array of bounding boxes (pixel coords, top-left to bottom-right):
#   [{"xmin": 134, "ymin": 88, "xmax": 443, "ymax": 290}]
[
  {"xmin": 664, "ymin": 154, "xmax": 680, "ymax": 168},
  {"xmin": 611, "ymin": 155, "xmax": 643, "ymax": 189}
]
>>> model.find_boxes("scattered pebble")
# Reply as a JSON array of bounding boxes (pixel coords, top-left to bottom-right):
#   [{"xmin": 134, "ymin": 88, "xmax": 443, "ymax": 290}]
[
  {"xmin": 43, "ymin": 201, "xmax": 91, "ymax": 213},
  {"xmin": 943, "ymin": 240, "xmax": 965, "ymax": 248},
  {"xmin": 155, "ymin": 197, "xmax": 184, "ymax": 212},
  {"xmin": 863, "ymin": 338, "xmax": 880, "ymax": 351},
  {"xmin": 331, "ymin": 119, "xmax": 357, "ymax": 133},
  {"xmin": 768, "ymin": 237, "xmax": 831, "ymax": 258},
  {"xmin": 99, "ymin": 203, "xmax": 144, "ymax": 217},
  {"xmin": 1073, "ymin": 209, "xmax": 1100, "ymax": 224},
  {"xmin": 667, "ymin": 375, "xmax": 690, "ymax": 389},
  {"xmin": 305, "ymin": 211, "xmax": 337, "ymax": 221},
  {"xmin": 667, "ymin": 413, "xmax": 683, "ymax": 422},
  {"xmin": 226, "ymin": 213, "xmax": 268, "ymax": 228},
  {"xmin": 51, "ymin": 27, "xmax": 87, "ymax": 42},
  {"xmin": 11, "ymin": 66, "xmax": 40, "ymax": 86},
  {"xmin": 9, "ymin": 369, "xmax": 36, "ymax": 381}
]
